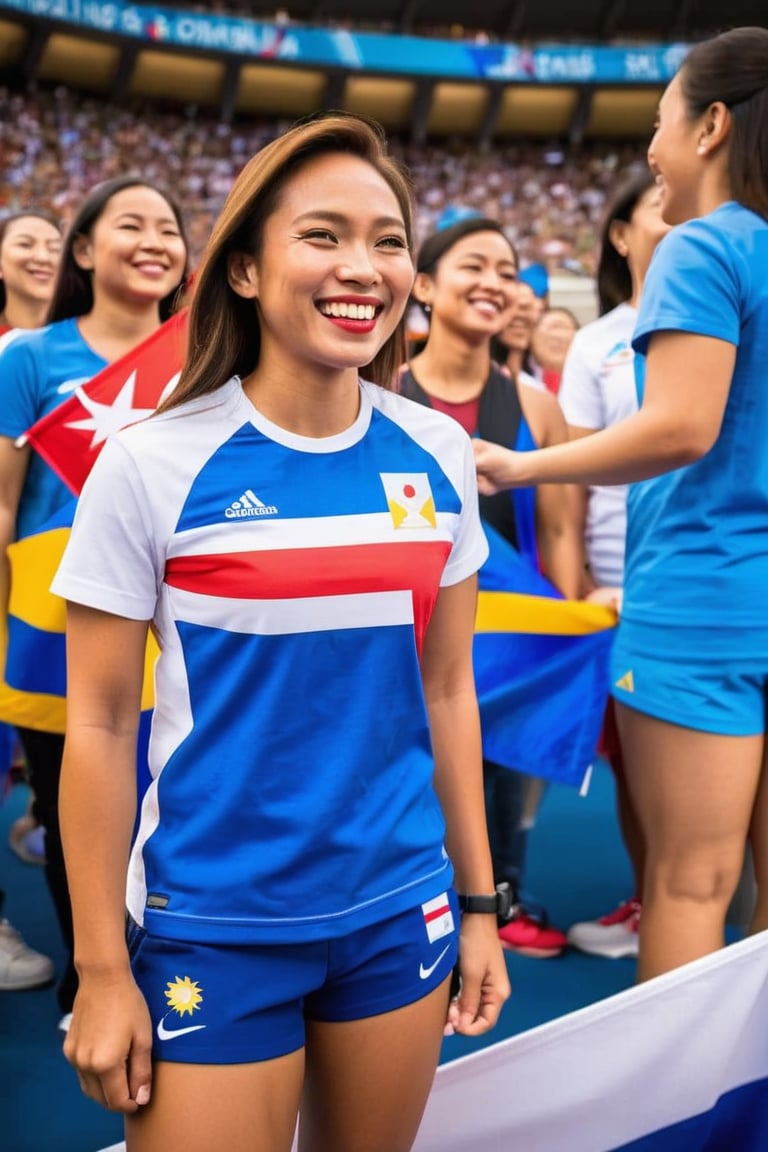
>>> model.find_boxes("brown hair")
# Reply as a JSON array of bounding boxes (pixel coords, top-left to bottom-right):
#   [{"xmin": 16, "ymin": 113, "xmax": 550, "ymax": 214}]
[
  {"xmin": 163, "ymin": 112, "xmax": 414, "ymax": 411},
  {"xmin": 680, "ymin": 26, "xmax": 768, "ymax": 220}
]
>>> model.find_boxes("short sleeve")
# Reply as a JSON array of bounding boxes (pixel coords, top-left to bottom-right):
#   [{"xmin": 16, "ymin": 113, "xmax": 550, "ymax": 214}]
[
  {"xmin": 559, "ymin": 330, "xmax": 604, "ymax": 429},
  {"xmin": 0, "ymin": 334, "xmax": 45, "ymax": 439},
  {"xmin": 51, "ymin": 437, "xmax": 161, "ymax": 620},
  {"xmin": 440, "ymin": 433, "xmax": 489, "ymax": 586},
  {"xmin": 633, "ymin": 220, "xmax": 742, "ymax": 356}
]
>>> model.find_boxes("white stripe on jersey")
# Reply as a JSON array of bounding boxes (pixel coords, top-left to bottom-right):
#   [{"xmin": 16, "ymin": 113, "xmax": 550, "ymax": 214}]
[
  {"xmin": 166, "ymin": 587, "xmax": 415, "ymax": 635},
  {"xmin": 167, "ymin": 511, "xmax": 460, "ymax": 558}
]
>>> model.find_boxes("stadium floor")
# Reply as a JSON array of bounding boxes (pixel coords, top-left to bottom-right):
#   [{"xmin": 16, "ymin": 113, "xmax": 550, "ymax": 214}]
[{"xmin": 2, "ymin": 762, "xmax": 638, "ymax": 1152}]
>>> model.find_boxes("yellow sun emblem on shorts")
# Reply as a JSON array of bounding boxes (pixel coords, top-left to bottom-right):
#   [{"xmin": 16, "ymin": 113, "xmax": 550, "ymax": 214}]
[{"xmin": 164, "ymin": 975, "xmax": 204, "ymax": 1017}]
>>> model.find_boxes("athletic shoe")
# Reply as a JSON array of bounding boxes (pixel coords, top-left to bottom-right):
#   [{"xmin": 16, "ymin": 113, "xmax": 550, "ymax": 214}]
[
  {"xmin": 567, "ymin": 896, "xmax": 641, "ymax": 959},
  {"xmin": 0, "ymin": 918, "xmax": 55, "ymax": 990},
  {"xmin": 498, "ymin": 906, "xmax": 567, "ymax": 958}
]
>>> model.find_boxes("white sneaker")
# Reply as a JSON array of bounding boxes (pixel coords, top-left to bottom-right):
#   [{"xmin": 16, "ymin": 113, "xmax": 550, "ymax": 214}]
[
  {"xmin": 0, "ymin": 918, "xmax": 55, "ymax": 990},
  {"xmin": 567, "ymin": 897, "xmax": 641, "ymax": 959}
]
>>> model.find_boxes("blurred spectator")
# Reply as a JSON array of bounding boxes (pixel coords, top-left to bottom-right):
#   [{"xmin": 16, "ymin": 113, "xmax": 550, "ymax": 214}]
[
  {"xmin": 529, "ymin": 307, "xmax": 580, "ymax": 394},
  {"xmin": 492, "ymin": 280, "xmax": 538, "ymax": 381}
]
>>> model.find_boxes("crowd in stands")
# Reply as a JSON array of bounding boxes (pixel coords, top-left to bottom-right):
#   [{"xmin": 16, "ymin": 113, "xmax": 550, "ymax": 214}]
[{"xmin": 0, "ymin": 84, "xmax": 649, "ymax": 275}]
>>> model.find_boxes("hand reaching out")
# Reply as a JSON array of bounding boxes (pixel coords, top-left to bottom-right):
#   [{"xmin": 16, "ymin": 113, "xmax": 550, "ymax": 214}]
[{"xmin": 473, "ymin": 439, "xmax": 528, "ymax": 494}]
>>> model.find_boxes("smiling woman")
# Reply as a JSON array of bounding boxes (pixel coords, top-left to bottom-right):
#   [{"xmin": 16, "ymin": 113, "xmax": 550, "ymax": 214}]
[
  {"xmin": 400, "ymin": 215, "xmax": 583, "ymax": 962},
  {"xmin": 0, "ymin": 176, "xmax": 188, "ymax": 1032},
  {"xmin": 52, "ymin": 112, "xmax": 509, "ymax": 1152},
  {"xmin": 471, "ymin": 26, "xmax": 768, "ymax": 988},
  {"xmin": 0, "ymin": 211, "xmax": 62, "ymax": 334},
  {"xmin": 222, "ymin": 149, "xmax": 416, "ymax": 434}
]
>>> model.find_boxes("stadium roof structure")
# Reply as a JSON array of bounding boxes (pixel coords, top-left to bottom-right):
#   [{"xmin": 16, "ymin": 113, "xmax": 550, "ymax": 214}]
[
  {"xmin": 1, "ymin": 0, "xmax": 764, "ymax": 139},
  {"xmin": 256, "ymin": 0, "xmax": 762, "ymax": 40}
]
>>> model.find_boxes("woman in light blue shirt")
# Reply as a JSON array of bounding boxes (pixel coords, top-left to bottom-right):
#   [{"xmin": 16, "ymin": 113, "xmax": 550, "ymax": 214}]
[{"xmin": 473, "ymin": 26, "xmax": 768, "ymax": 981}]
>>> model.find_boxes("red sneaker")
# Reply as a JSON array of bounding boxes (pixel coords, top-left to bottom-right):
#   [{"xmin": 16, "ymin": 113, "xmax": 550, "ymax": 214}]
[{"xmin": 498, "ymin": 909, "xmax": 567, "ymax": 958}]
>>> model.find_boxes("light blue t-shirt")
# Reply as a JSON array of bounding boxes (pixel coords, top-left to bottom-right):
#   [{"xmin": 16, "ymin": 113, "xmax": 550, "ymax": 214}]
[
  {"xmin": 0, "ymin": 317, "xmax": 107, "ymax": 539},
  {"xmin": 626, "ymin": 202, "xmax": 768, "ymax": 647}
]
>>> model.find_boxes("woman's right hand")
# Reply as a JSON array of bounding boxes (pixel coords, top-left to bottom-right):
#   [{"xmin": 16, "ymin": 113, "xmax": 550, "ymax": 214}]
[
  {"xmin": 473, "ymin": 438, "xmax": 529, "ymax": 494},
  {"xmin": 63, "ymin": 972, "xmax": 153, "ymax": 1113}
]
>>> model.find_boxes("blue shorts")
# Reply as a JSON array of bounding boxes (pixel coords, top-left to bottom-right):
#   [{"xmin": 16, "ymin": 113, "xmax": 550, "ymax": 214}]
[
  {"xmin": 127, "ymin": 888, "xmax": 459, "ymax": 1065},
  {"xmin": 610, "ymin": 619, "xmax": 768, "ymax": 736}
]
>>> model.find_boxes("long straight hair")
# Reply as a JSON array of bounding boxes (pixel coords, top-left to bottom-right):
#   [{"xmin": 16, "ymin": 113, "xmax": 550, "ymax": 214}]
[
  {"xmin": 47, "ymin": 176, "xmax": 188, "ymax": 324},
  {"xmin": 161, "ymin": 112, "xmax": 415, "ymax": 411}
]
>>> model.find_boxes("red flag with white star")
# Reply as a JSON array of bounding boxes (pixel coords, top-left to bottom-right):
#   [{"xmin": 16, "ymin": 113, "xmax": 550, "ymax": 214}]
[{"xmin": 22, "ymin": 310, "xmax": 188, "ymax": 495}]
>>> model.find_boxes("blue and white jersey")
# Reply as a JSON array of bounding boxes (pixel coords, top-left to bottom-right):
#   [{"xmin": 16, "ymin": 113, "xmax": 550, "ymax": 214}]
[
  {"xmin": 0, "ymin": 317, "xmax": 106, "ymax": 539},
  {"xmin": 53, "ymin": 377, "xmax": 489, "ymax": 944},
  {"xmin": 627, "ymin": 201, "xmax": 768, "ymax": 649}
]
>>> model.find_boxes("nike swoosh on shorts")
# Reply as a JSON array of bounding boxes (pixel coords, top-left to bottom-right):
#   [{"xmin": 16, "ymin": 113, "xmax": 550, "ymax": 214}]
[{"xmin": 419, "ymin": 943, "xmax": 451, "ymax": 980}]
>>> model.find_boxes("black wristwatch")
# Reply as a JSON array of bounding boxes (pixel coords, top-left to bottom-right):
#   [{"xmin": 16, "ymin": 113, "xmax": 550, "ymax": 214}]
[{"xmin": 458, "ymin": 883, "xmax": 514, "ymax": 918}]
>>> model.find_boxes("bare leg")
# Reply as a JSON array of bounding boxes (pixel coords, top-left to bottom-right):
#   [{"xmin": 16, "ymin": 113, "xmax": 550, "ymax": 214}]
[
  {"xmin": 125, "ymin": 1049, "xmax": 304, "ymax": 1152},
  {"xmin": 748, "ymin": 737, "xmax": 768, "ymax": 934},
  {"xmin": 299, "ymin": 977, "xmax": 450, "ymax": 1152},
  {"xmin": 614, "ymin": 767, "xmax": 645, "ymax": 900},
  {"xmin": 616, "ymin": 704, "xmax": 762, "ymax": 982}
]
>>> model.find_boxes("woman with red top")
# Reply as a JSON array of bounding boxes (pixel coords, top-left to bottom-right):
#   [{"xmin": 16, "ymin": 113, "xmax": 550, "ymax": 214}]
[{"xmin": 400, "ymin": 216, "xmax": 582, "ymax": 958}]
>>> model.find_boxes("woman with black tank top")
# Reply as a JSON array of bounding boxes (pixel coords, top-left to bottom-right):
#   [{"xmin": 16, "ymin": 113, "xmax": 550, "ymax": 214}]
[{"xmin": 401, "ymin": 216, "xmax": 582, "ymax": 958}]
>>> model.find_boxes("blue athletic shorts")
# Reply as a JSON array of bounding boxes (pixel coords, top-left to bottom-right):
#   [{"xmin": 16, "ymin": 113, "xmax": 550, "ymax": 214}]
[
  {"xmin": 610, "ymin": 619, "xmax": 768, "ymax": 736},
  {"xmin": 127, "ymin": 888, "xmax": 459, "ymax": 1065}
]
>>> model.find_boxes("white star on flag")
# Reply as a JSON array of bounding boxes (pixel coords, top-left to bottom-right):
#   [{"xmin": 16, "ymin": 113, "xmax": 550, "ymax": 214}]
[{"xmin": 65, "ymin": 371, "xmax": 157, "ymax": 447}]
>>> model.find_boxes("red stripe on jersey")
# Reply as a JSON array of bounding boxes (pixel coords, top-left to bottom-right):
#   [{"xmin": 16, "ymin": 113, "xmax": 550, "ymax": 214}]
[
  {"xmin": 165, "ymin": 540, "xmax": 452, "ymax": 655},
  {"xmin": 424, "ymin": 902, "xmax": 451, "ymax": 923}
]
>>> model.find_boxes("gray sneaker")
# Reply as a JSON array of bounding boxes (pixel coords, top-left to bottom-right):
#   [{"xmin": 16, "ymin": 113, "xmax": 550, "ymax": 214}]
[
  {"xmin": 0, "ymin": 918, "xmax": 55, "ymax": 990},
  {"xmin": 567, "ymin": 897, "xmax": 641, "ymax": 959}
]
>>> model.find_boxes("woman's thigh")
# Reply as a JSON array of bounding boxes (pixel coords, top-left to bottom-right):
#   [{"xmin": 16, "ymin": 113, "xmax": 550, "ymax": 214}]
[
  {"xmin": 299, "ymin": 976, "xmax": 451, "ymax": 1152},
  {"xmin": 616, "ymin": 703, "xmax": 763, "ymax": 897},
  {"xmin": 126, "ymin": 1049, "xmax": 305, "ymax": 1152}
]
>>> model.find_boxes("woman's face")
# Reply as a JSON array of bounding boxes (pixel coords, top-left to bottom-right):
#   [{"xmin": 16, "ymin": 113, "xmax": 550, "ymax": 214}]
[
  {"xmin": 420, "ymin": 230, "xmax": 518, "ymax": 342},
  {"xmin": 0, "ymin": 215, "xmax": 62, "ymax": 310},
  {"xmin": 233, "ymin": 151, "xmax": 415, "ymax": 379},
  {"xmin": 530, "ymin": 309, "xmax": 578, "ymax": 373},
  {"xmin": 75, "ymin": 186, "xmax": 187, "ymax": 308},
  {"xmin": 612, "ymin": 184, "xmax": 671, "ymax": 280},
  {"xmin": 648, "ymin": 72, "xmax": 703, "ymax": 225},
  {"xmin": 498, "ymin": 281, "xmax": 536, "ymax": 353}
]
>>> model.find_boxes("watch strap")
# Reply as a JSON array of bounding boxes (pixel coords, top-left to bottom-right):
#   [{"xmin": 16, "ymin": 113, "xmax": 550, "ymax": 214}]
[{"xmin": 458, "ymin": 884, "xmax": 514, "ymax": 917}]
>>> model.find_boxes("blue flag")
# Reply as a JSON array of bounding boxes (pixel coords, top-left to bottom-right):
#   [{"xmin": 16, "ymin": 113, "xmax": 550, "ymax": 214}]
[
  {"xmin": 474, "ymin": 525, "xmax": 616, "ymax": 789},
  {"xmin": 1, "ymin": 499, "xmax": 155, "ymax": 800}
]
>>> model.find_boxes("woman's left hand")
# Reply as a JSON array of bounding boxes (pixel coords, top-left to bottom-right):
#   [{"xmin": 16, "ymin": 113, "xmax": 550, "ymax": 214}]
[{"xmin": 445, "ymin": 914, "xmax": 511, "ymax": 1036}]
